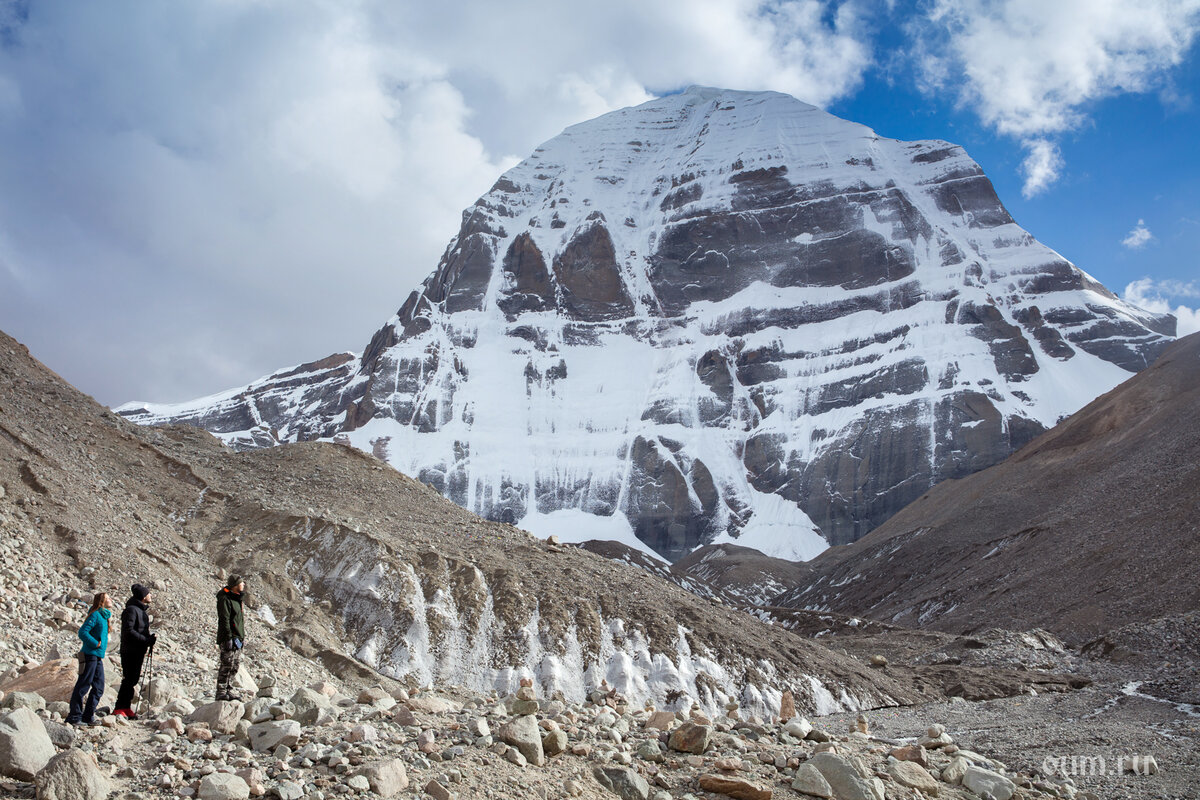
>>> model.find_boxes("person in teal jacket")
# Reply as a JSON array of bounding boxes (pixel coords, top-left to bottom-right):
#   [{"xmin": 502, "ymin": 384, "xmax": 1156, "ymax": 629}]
[{"xmin": 67, "ymin": 592, "xmax": 113, "ymax": 725}]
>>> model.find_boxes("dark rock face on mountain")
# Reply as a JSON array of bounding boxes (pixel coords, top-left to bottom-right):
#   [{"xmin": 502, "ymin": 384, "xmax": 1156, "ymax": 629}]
[
  {"xmin": 119, "ymin": 87, "xmax": 1174, "ymax": 561},
  {"xmin": 777, "ymin": 333, "xmax": 1200, "ymax": 642}
]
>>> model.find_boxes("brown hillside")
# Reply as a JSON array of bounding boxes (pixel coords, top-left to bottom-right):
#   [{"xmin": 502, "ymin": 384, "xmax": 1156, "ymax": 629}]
[{"xmin": 778, "ymin": 333, "xmax": 1200, "ymax": 642}]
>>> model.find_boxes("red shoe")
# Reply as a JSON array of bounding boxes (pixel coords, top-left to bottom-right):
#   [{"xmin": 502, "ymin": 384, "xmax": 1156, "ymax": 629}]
[{"xmin": 113, "ymin": 708, "xmax": 138, "ymax": 720}]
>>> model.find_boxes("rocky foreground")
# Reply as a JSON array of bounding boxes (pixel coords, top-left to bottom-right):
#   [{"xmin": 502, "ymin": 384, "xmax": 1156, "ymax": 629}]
[
  {"xmin": 0, "ymin": 519, "xmax": 1101, "ymax": 800},
  {"xmin": 3, "ymin": 665, "xmax": 1106, "ymax": 800}
]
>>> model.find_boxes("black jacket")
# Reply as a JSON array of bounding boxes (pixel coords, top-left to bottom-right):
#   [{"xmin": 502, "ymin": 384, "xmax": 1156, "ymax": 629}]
[{"xmin": 120, "ymin": 597, "xmax": 153, "ymax": 655}]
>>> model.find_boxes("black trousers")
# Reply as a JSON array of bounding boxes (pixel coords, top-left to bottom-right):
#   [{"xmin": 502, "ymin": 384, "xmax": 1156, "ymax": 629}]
[{"xmin": 115, "ymin": 648, "xmax": 147, "ymax": 710}]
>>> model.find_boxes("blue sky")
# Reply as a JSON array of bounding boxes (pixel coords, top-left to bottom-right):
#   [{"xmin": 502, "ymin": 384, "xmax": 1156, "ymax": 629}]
[
  {"xmin": 0, "ymin": 0, "xmax": 1197, "ymax": 405},
  {"xmin": 830, "ymin": 24, "xmax": 1200, "ymax": 315}
]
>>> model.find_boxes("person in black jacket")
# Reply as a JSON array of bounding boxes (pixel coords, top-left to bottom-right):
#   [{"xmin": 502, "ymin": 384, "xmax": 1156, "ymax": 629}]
[{"xmin": 114, "ymin": 583, "xmax": 156, "ymax": 719}]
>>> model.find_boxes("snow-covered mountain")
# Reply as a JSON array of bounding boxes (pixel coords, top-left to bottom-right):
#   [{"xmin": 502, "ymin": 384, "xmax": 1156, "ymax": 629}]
[{"xmin": 119, "ymin": 87, "xmax": 1175, "ymax": 561}]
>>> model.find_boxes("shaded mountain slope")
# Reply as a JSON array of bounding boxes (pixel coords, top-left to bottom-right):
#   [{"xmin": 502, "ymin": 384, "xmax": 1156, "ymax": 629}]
[{"xmin": 777, "ymin": 332, "xmax": 1200, "ymax": 642}]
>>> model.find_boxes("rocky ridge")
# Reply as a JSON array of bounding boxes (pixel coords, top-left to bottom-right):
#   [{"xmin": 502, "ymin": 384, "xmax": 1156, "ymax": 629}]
[{"xmin": 118, "ymin": 86, "xmax": 1175, "ymax": 561}]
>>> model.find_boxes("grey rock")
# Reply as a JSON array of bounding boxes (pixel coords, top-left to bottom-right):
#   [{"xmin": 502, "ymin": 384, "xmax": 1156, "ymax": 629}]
[
  {"xmin": 790, "ymin": 763, "xmax": 832, "ymax": 798},
  {"xmin": 942, "ymin": 756, "xmax": 970, "ymax": 785},
  {"xmin": 962, "ymin": 765, "xmax": 1016, "ymax": 800},
  {"xmin": 542, "ymin": 729, "xmax": 568, "ymax": 757},
  {"xmin": 0, "ymin": 707, "xmax": 55, "ymax": 780},
  {"xmin": 498, "ymin": 715, "xmax": 545, "ymax": 766},
  {"xmin": 287, "ymin": 687, "xmax": 331, "ymax": 725},
  {"xmin": 187, "ymin": 701, "xmax": 245, "ymax": 735},
  {"xmin": 1, "ymin": 690, "xmax": 46, "ymax": 712},
  {"xmin": 352, "ymin": 758, "xmax": 409, "ymax": 797},
  {"xmin": 197, "ymin": 773, "xmax": 250, "ymax": 800},
  {"xmin": 635, "ymin": 740, "xmax": 664, "ymax": 763},
  {"xmin": 33, "ymin": 748, "xmax": 110, "ymax": 800},
  {"xmin": 43, "ymin": 720, "xmax": 76, "ymax": 748},
  {"xmin": 247, "ymin": 720, "xmax": 301, "ymax": 752},
  {"xmin": 272, "ymin": 781, "xmax": 303, "ymax": 800},
  {"xmin": 808, "ymin": 752, "xmax": 883, "ymax": 800},
  {"xmin": 592, "ymin": 765, "xmax": 650, "ymax": 800}
]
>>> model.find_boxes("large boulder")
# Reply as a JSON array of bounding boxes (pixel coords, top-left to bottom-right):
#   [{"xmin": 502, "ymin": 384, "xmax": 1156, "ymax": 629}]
[
  {"xmin": 807, "ymin": 752, "xmax": 884, "ymax": 800},
  {"xmin": 498, "ymin": 715, "xmax": 545, "ymax": 766},
  {"xmin": 790, "ymin": 763, "xmax": 833, "ymax": 798},
  {"xmin": 187, "ymin": 701, "xmax": 245, "ymax": 735},
  {"xmin": 0, "ymin": 660, "xmax": 77, "ymax": 704},
  {"xmin": 33, "ymin": 749, "xmax": 110, "ymax": 800},
  {"xmin": 147, "ymin": 675, "xmax": 185, "ymax": 707},
  {"xmin": 962, "ymin": 766, "xmax": 1016, "ymax": 800},
  {"xmin": 352, "ymin": 759, "xmax": 409, "ymax": 798},
  {"xmin": 887, "ymin": 760, "xmax": 939, "ymax": 795},
  {"xmin": 592, "ymin": 765, "xmax": 649, "ymax": 800},
  {"xmin": 0, "ymin": 707, "xmax": 55, "ymax": 781},
  {"xmin": 198, "ymin": 772, "xmax": 250, "ymax": 800},
  {"xmin": 667, "ymin": 721, "xmax": 712, "ymax": 755},
  {"xmin": 0, "ymin": 690, "xmax": 46, "ymax": 712},
  {"xmin": 288, "ymin": 687, "xmax": 332, "ymax": 725},
  {"xmin": 247, "ymin": 720, "xmax": 301, "ymax": 752}
]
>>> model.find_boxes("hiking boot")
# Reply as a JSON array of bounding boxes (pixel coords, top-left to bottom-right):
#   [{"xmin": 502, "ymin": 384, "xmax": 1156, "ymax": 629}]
[{"xmin": 114, "ymin": 708, "xmax": 138, "ymax": 720}]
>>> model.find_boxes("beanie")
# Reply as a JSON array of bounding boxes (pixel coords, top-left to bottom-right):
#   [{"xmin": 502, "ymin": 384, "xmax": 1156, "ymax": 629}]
[
  {"xmin": 226, "ymin": 574, "xmax": 243, "ymax": 589},
  {"xmin": 131, "ymin": 583, "xmax": 150, "ymax": 601}
]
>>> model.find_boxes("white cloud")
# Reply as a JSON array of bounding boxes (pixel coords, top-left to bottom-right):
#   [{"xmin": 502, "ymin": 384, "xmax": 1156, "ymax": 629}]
[
  {"xmin": 1019, "ymin": 139, "xmax": 1062, "ymax": 198},
  {"xmin": 1123, "ymin": 278, "xmax": 1200, "ymax": 336},
  {"xmin": 918, "ymin": 0, "xmax": 1200, "ymax": 192},
  {"xmin": 0, "ymin": 0, "xmax": 873, "ymax": 405},
  {"xmin": 1121, "ymin": 219, "xmax": 1155, "ymax": 248}
]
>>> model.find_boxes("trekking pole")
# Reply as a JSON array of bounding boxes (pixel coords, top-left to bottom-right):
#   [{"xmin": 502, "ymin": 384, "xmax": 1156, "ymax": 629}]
[{"xmin": 138, "ymin": 644, "xmax": 154, "ymax": 718}]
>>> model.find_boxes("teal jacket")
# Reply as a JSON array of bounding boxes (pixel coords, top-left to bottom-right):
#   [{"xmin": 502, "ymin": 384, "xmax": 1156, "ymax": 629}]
[{"xmin": 78, "ymin": 608, "xmax": 111, "ymax": 657}]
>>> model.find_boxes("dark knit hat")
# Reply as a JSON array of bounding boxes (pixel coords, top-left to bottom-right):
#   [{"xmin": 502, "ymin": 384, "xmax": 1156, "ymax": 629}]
[
  {"xmin": 131, "ymin": 583, "xmax": 150, "ymax": 601},
  {"xmin": 226, "ymin": 574, "xmax": 243, "ymax": 589}
]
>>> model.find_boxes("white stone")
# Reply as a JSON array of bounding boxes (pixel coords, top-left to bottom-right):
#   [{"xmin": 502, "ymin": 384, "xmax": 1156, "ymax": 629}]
[{"xmin": 784, "ymin": 718, "xmax": 813, "ymax": 739}]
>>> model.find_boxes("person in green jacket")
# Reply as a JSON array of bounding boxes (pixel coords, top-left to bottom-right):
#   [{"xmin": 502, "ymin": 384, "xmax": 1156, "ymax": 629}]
[
  {"xmin": 67, "ymin": 592, "xmax": 113, "ymax": 725},
  {"xmin": 215, "ymin": 575, "xmax": 246, "ymax": 701}
]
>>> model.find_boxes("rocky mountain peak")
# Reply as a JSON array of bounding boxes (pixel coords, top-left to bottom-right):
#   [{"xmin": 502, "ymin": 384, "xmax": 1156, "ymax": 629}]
[{"xmin": 120, "ymin": 88, "xmax": 1175, "ymax": 562}]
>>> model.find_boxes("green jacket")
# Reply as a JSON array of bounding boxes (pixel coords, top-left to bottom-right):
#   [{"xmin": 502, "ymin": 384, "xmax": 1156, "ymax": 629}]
[{"xmin": 216, "ymin": 587, "xmax": 245, "ymax": 645}]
